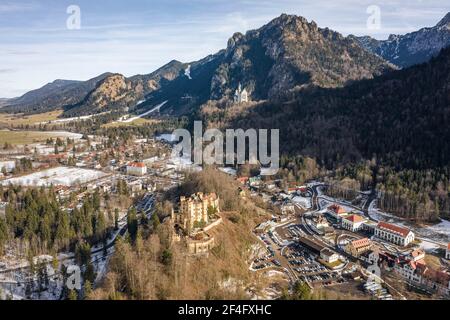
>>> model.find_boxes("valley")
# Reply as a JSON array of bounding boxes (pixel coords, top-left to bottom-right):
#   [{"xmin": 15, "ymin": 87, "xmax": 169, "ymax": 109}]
[{"xmin": 0, "ymin": 9, "xmax": 449, "ymax": 302}]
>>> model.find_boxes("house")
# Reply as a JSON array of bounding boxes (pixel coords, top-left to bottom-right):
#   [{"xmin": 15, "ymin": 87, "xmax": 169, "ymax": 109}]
[
  {"xmin": 126, "ymin": 162, "xmax": 147, "ymax": 176},
  {"xmin": 394, "ymin": 258, "xmax": 426, "ymax": 284},
  {"xmin": 320, "ymin": 248, "xmax": 339, "ymax": 264},
  {"xmin": 409, "ymin": 249, "xmax": 425, "ymax": 262},
  {"xmin": 341, "ymin": 214, "xmax": 367, "ymax": 232},
  {"xmin": 362, "ymin": 220, "xmax": 378, "ymax": 234},
  {"xmin": 345, "ymin": 238, "xmax": 373, "ymax": 257},
  {"xmin": 375, "ymin": 221, "xmax": 415, "ymax": 247},
  {"xmin": 327, "ymin": 204, "xmax": 348, "ymax": 220},
  {"xmin": 446, "ymin": 244, "xmax": 450, "ymax": 260},
  {"xmin": 421, "ymin": 268, "xmax": 450, "ymax": 296}
]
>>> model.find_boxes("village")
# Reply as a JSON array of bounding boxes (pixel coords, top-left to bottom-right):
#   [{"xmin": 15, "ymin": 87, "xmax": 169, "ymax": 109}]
[
  {"xmin": 0, "ymin": 130, "xmax": 203, "ymax": 299},
  {"xmin": 0, "ymin": 130, "xmax": 449, "ymax": 300},
  {"xmin": 243, "ymin": 178, "xmax": 450, "ymax": 300}
]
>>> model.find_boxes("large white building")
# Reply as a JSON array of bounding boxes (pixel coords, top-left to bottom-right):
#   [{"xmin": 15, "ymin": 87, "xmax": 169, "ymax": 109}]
[
  {"xmin": 341, "ymin": 214, "xmax": 367, "ymax": 232},
  {"xmin": 126, "ymin": 162, "xmax": 147, "ymax": 176},
  {"xmin": 320, "ymin": 248, "xmax": 339, "ymax": 264},
  {"xmin": 375, "ymin": 222, "xmax": 415, "ymax": 247},
  {"xmin": 234, "ymin": 83, "xmax": 249, "ymax": 104}
]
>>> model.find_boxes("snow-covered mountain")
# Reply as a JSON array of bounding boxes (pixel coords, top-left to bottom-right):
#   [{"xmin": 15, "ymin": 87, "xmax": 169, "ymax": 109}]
[{"xmin": 352, "ymin": 12, "xmax": 450, "ymax": 68}]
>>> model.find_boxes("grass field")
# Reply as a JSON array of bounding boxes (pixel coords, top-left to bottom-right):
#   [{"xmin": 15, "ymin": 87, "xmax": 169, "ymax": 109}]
[
  {"xmin": 0, "ymin": 130, "xmax": 81, "ymax": 145},
  {"xmin": 0, "ymin": 110, "xmax": 63, "ymax": 126}
]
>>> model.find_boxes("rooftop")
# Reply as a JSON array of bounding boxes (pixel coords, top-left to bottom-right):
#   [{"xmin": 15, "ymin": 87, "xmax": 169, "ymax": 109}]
[
  {"xmin": 328, "ymin": 204, "xmax": 347, "ymax": 215},
  {"xmin": 350, "ymin": 238, "xmax": 372, "ymax": 249},
  {"xmin": 377, "ymin": 221, "xmax": 411, "ymax": 238},
  {"xmin": 128, "ymin": 162, "xmax": 146, "ymax": 168},
  {"xmin": 344, "ymin": 214, "xmax": 366, "ymax": 223},
  {"xmin": 321, "ymin": 248, "xmax": 338, "ymax": 257}
]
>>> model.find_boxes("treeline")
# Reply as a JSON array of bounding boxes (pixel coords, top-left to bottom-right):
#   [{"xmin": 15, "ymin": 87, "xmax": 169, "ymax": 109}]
[
  {"xmin": 376, "ymin": 167, "xmax": 450, "ymax": 222},
  {"xmin": 0, "ymin": 185, "xmax": 117, "ymax": 256},
  {"xmin": 276, "ymin": 155, "xmax": 323, "ymax": 184},
  {"xmin": 200, "ymin": 47, "xmax": 450, "ymax": 222},
  {"xmin": 321, "ymin": 160, "xmax": 450, "ymax": 222}
]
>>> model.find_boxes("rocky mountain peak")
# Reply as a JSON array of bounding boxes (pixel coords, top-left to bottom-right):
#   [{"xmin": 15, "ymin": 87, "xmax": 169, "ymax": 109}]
[
  {"xmin": 436, "ymin": 12, "xmax": 450, "ymax": 28},
  {"xmin": 354, "ymin": 12, "xmax": 450, "ymax": 68}
]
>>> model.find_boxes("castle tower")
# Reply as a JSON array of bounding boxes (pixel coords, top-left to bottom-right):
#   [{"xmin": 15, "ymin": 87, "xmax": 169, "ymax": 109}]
[{"xmin": 234, "ymin": 83, "xmax": 249, "ymax": 104}]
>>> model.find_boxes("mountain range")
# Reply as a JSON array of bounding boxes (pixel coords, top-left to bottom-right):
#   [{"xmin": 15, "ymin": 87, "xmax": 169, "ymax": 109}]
[
  {"xmin": 352, "ymin": 12, "xmax": 450, "ymax": 68},
  {"xmin": 220, "ymin": 45, "xmax": 450, "ymax": 170},
  {"xmin": 1, "ymin": 12, "xmax": 449, "ymax": 119}
]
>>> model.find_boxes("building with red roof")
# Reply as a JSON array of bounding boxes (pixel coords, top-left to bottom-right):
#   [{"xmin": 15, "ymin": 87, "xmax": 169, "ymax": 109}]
[
  {"xmin": 126, "ymin": 161, "xmax": 147, "ymax": 176},
  {"xmin": 341, "ymin": 214, "xmax": 367, "ymax": 232},
  {"xmin": 327, "ymin": 204, "xmax": 348, "ymax": 220},
  {"xmin": 446, "ymin": 243, "xmax": 450, "ymax": 260},
  {"xmin": 375, "ymin": 221, "xmax": 415, "ymax": 247},
  {"xmin": 345, "ymin": 238, "xmax": 373, "ymax": 257}
]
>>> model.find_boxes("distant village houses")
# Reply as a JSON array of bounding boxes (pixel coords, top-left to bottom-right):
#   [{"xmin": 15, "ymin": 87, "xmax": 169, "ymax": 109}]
[{"xmin": 126, "ymin": 161, "xmax": 147, "ymax": 176}]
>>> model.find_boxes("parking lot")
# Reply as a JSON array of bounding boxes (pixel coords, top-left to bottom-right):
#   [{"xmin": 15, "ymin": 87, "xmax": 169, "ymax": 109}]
[
  {"xmin": 283, "ymin": 244, "xmax": 345, "ymax": 286},
  {"xmin": 252, "ymin": 233, "xmax": 283, "ymax": 270}
]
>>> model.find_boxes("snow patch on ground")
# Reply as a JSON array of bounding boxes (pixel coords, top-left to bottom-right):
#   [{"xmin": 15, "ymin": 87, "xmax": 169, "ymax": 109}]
[
  {"xmin": 292, "ymin": 196, "xmax": 312, "ymax": 209},
  {"xmin": 1, "ymin": 167, "xmax": 108, "ymax": 187},
  {"xmin": 369, "ymin": 200, "xmax": 450, "ymax": 245}
]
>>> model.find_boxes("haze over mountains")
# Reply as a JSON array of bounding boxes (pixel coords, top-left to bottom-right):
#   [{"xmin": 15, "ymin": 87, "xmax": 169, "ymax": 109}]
[{"xmin": 1, "ymin": 12, "xmax": 449, "ymax": 118}]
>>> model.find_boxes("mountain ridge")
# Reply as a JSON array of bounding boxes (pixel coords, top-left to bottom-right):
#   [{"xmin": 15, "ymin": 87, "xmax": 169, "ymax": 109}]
[
  {"xmin": 3, "ymin": 13, "xmax": 449, "ymax": 117},
  {"xmin": 138, "ymin": 13, "xmax": 394, "ymax": 116},
  {"xmin": 351, "ymin": 12, "xmax": 450, "ymax": 68}
]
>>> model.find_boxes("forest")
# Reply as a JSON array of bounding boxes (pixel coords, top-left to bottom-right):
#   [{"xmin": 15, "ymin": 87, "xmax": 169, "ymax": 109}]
[
  {"xmin": 199, "ymin": 47, "xmax": 450, "ymax": 222},
  {"xmin": 0, "ymin": 181, "xmax": 130, "ymax": 256}
]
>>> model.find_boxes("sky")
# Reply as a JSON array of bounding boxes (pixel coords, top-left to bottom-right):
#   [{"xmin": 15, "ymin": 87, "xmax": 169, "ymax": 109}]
[{"xmin": 0, "ymin": 0, "xmax": 449, "ymax": 98}]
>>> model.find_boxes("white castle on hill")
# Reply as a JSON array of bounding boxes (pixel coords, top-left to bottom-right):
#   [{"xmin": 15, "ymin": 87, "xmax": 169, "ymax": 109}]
[{"xmin": 234, "ymin": 83, "xmax": 249, "ymax": 103}]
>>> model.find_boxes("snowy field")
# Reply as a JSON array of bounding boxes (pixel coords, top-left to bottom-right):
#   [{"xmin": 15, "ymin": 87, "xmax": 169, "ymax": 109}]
[
  {"xmin": 369, "ymin": 200, "xmax": 450, "ymax": 245},
  {"xmin": 219, "ymin": 167, "xmax": 237, "ymax": 176},
  {"xmin": 292, "ymin": 196, "xmax": 312, "ymax": 209},
  {"xmin": 0, "ymin": 167, "xmax": 108, "ymax": 187},
  {"xmin": 156, "ymin": 133, "xmax": 178, "ymax": 143}
]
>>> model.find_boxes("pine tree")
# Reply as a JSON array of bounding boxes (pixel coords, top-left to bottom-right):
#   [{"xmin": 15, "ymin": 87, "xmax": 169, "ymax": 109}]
[{"xmin": 68, "ymin": 289, "xmax": 78, "ymax": 300}]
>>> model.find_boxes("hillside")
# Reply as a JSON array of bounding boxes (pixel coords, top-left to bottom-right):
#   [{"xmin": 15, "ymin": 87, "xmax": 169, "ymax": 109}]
[
  {"xmin": 2, "ymin": 74, "xmax": 111, "ymax": 115},
  {"xmin": 2, "ymin": 14, "xmax": 393, "ymax": 118},
  {"xmin": 204, "ymin": 46, "xmax": 450, "ymax": 170},
  {"xmin": 90, "ymin": 169, "xmax": 273, "ymax": 300},
  {"xmin": 352, "ymin": 12, "xmax": 450, "ymax": 68},
  {"xmin": 139, "ymin": 14, "xmax": 394, "ymax": 115},
  {"xmin": 3, "ymin": 60, "xmax": 186, "ymax": 117}
]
